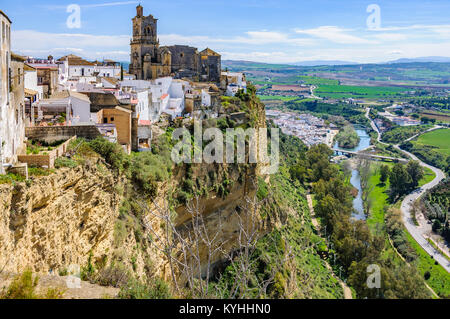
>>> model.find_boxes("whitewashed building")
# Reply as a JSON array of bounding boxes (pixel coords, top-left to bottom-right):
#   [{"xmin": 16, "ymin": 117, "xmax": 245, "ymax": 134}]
[
  {"xmin": 133, "ymin": 77, "xmax": 186, "ymax": 123},
  {"xmin": 0, "ymin": 11, "xmax": 26, "ymax": 173},
  {"xmin": 32, "ymin": 91, "xmax": 91, "ymax": 126},
  {"xmin": 221, "ymin": 71, "xmax": 247, "ymax": 96}
]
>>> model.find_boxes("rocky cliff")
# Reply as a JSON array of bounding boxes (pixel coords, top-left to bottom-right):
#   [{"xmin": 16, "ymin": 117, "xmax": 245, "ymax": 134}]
[{"xmin": 0, "ymin": 161, "xmax": 122, "ymax": 274}]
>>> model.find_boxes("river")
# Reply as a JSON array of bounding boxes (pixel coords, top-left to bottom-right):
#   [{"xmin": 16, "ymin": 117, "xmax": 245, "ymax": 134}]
[{"xmin": 334, "ymin": 126, "xmax": 371, "ymax": 220}]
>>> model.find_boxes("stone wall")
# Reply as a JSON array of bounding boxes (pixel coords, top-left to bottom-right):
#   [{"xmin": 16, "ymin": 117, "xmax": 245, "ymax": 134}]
[
  {"xmin": 25, "ymin": 126, "xmax": 101, "ymax": 144},
  {"xmin": 18, "ymin": 136, "xmax": 76, "ymax": 169}
]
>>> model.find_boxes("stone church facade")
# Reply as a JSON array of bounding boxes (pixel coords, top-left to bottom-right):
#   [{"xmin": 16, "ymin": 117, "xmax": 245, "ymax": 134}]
[{"xmin": 129, "ymin": 5, "xmax": 221, "ymax": 83}]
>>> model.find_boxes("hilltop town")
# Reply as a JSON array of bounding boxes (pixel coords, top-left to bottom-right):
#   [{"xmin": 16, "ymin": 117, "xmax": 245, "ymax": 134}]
[{"xmin": 0, "ymin": 5, "xmax": 247, "ymax": 173}]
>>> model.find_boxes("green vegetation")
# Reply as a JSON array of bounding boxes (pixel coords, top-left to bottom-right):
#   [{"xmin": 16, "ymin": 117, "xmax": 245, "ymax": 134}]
[
  {"xmin": 287, "ymin": 144, "xmax": 430, "ymax": 298},
  {"xmin": 381, "ymin": 125, "xmax": 431, "ymax": 144},
  {"xmin": 54, "ymin": 157, "xmax": 78, "ymax": 169},
  {"xmin": 298, "ymin": 76, "xmax": 339, "ymax": 86},
  {"xmin": 0, "ymin": 269, "xmax": 64, "ymax": 299},
  {"xmin": 315, "ymin": 85, "xmax": 407, "ymax": 99},
  {"xmin": 389, "ymin": 161, "xmax": 424, "ymax": 201},
  {"xmin": 119, "ymin": 278, "xmax": 172, "ymax": 299},
  {"xmin": 365, "ymin": 161, "xmax": 449, "ymax": 297},
  {"xmin": 0, "ymin": 172, "xmax": 26, "ymax": 185},
  {"xmin": 335, "ymin": 125, "xmax": 360, "ymax": 149},
  {"xmin": 404, "ymin": 231, "xmax": 450, "ymax": 298},
  {"xmin": 414, "ymin": 129, "xmax": 450, "ymax": 156},
  {"xmin": 401, "ymin": 129, "xmax": 450, "ymax": 174},
  {"xmin": 283, "ymin": 99, "xmax": 368, "ymax": 125},
  {"xmin": 420, "ymin": 178, "xmax": 450, "ymax": 242}
]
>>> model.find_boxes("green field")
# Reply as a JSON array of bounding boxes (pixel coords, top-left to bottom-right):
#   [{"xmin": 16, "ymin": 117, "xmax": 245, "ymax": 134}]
[
  {"xmin": 258, "ymin": 95, "xmax": 299, "ymax": 101},
  {"xmin": 298, "ymin": 76, "xmax": 339, "ymax": 86},
  {"xmin": 315, "ymin": 85, "xmax": 408, "ymax": 99},
  {"xmin": 414, "ymin": 129, "xmax": 450, "ymax": 156},
  {"xmin": 367, "ymin": 163, "xmax": 436, "ymax": 230}
]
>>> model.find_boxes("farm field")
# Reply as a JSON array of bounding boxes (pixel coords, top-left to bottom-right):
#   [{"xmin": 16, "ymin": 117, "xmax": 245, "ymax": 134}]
[
  {"xmin": 314, "ymin": 84, "xmax": 409, "ymax": 99},
  {"xmin": 414, "ymin": 129, "xmax": 450, "ymax": 156}
]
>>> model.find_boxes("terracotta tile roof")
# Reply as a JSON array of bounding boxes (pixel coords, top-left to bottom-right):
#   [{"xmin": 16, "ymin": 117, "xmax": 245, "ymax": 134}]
[{"xmin": 139, "ymin": 120, "xmax": 152, "ymax": 126}]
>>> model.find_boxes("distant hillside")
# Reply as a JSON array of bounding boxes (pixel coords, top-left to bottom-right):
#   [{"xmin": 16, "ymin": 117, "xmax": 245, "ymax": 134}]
[
  {"xmin": 289, "ymin": 60, "xmax": 358, "ymax": 66},
  {"xmin": 387, "ymin": 57, "xmax": 450, "ymax": 64}
]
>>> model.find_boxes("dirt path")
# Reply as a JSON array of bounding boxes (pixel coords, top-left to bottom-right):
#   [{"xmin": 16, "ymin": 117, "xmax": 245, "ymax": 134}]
[{"xmin": 306, "ymin": 194, "xmax": 352, "ymax": 299}]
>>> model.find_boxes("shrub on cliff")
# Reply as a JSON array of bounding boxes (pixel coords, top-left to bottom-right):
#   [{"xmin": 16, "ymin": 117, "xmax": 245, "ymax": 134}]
[
  {"xmin": 119, "ymin": 277, "xmax": 171, "ymax": 299},
  {"xmin": 88, "ymin": 137, "xmax": 129, "ymax": 172},
  {"xmin": 0, "ymin": 269, "xmax": 64, "ymax": 299}
]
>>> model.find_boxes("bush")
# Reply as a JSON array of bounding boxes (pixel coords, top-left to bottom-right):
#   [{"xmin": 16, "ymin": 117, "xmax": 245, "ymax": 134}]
[
  {"xmin": 28, "ymin": 167, "xmax": 52, "ymax": 177},
  {"xmin": 119, "ymin": 277, "xmax": 171, "ymax": 299},
  {"xmin": 88, "ymin": 137, "xmax": 129, "ymax": 172},
  {"xmin": 0, "ymin": 269, "xmax": 63, "ymax": 299},
  {"xmin": 55, "ymin": 157, "xmax": 78, "ymax": 169}
]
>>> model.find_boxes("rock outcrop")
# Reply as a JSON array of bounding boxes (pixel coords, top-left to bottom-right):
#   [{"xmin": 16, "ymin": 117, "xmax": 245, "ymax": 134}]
[{"xmin": 0, "ymin": 162, "xmax": 122, "ymax": 274}]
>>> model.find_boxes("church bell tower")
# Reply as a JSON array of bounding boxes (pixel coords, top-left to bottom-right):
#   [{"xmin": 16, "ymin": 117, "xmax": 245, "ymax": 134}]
[{"xmin": 129, "ymin": 5, "xmax": 160, "ymax": 80}]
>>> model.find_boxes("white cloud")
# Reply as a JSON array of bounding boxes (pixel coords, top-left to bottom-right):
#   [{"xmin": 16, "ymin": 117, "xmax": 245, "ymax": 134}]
[
  {"xmin": 295, "ymin": 26, "xmax": 375, "ymax": 44},
  {"xmin": 372, "ymin": 33, "xmax": 408, "ymax": 41}
]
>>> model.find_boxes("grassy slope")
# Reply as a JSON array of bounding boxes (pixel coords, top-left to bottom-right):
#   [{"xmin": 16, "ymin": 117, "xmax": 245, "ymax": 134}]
[
  {"xmin": 404, "ymin": 231, "xmax": 450, "ymax": 297},
  {"xmin": 267, "ymin": 167, "xmax": 345, "ymax": 298},
  {"xmin": 367, "ymin": 163, "xmax": 450, "ymax": 297},
  {"xmin": 414, "ymin": 129, "xmax": 450, "ymax": 156}
]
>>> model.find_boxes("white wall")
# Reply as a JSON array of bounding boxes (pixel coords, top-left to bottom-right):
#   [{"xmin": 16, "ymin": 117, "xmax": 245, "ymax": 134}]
[
  {"xmin": 95, "ymin": 65, "xmax": 121, "ymax": 79},
  {"xmin": 69, "ymin": 97, "xmax": 91, "ymax": 124},
  {"xmin": 68, "ymin": 65, "xmax": 95, "ymax": 77},
  {"xmin": 25, "ymin": 70, "xmax": 43, "ymax": 99}
]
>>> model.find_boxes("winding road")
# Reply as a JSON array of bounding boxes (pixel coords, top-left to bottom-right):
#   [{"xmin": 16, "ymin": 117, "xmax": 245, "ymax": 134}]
[{"xmin": 366, "ymin": 108, "xmax": 449, "ymax": 273}]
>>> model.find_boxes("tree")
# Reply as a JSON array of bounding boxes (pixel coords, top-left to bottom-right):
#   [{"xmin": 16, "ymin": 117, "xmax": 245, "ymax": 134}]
[
  {"xmin": 406, "ymin": 161, "xmax": 424, "ymax": 189},
  {"xmin": 389, "ymin": 163, "xmax": 412, "ymax": 200},
  {"xmin": 379, "ymin": 165, "xmax": 390, "ymax": 184}
]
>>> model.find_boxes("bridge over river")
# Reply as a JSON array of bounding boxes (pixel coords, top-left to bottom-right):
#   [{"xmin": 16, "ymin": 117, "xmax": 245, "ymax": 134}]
[{"xmin": 332, "ymin": 148, "xmax": 409, "ymax": 163}]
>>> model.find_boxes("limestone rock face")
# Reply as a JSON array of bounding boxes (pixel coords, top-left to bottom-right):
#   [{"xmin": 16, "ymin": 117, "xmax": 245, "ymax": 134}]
[{"xmin": 0, "ymin": 163, "xmax": 122, "ymax": 274}]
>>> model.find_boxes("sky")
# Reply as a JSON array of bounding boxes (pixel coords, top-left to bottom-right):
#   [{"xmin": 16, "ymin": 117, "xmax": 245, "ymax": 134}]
[{"xmin": 2, "ymin": 0, "xmax": 450, "ymax": 64}]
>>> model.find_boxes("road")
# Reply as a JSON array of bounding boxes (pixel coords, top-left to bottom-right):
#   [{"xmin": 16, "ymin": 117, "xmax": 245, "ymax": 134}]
[
  {"xmin": 365, "ymin": 108, "xmax": 449, "ymax": 272},
  {"xmin": 396, "ymin": 145, "xmax": 449, "ymax": 272},
  {"xmin": 365, "ymin": 108, "xmax": 388, "ymax": 145}
]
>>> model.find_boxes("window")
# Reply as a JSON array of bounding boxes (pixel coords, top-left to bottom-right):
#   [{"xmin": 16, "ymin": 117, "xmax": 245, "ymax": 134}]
[
  {"xmin": 110, "ymin": 117, "xmax": 115, "ymax": 122},
  {"xmin": 103, "ymin": 117, "xmax": 108, "ymax": 124}
]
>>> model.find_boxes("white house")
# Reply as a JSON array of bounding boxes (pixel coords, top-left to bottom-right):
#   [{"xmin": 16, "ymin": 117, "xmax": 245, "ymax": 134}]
[
  {"xmin": 0, "ymin": 11, "xmax": 26, "ymax": 173},
  {"xmin": 32, "ymin": 91, "xmax": 91, "ymax": 126},
  {"xmin": 24, "ymin": 64, "xmax": 44, "ymax": 100},
  {"xmin": 134, "ymin": 77, "xmax": 186, "ymax": 123},
  {"xmin": 58, "ymin": 55, "xmax": 96, "ymax": 83},
  {"xmin": 222, "ymin": 71, "xmax": 247, "ymax": 96}
]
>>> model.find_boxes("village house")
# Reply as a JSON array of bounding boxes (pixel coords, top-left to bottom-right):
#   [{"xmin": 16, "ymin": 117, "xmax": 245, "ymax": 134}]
[
  {"xmin": 0, "ymin": 11, "xmax": 27, "ymax": 173},
  {"xmin": 26, "ymin": 56, "xmax": 58, "ymax": 98},
  {"xmin": 221, "ymin": 72, "xmax": 247, "ymax": 97},
  {"xmin": 31, "ymin": 90, "xmax": 91, "ymax": 126},
  {"xmin": 93, "ymin": 59, "xmax": 121, "ymax": 79},
  {"xmin": 23, "ymin": 64, "xmax": 43, "ymax": 121},
  {"xmin": 97, "ymin": 106, "xmax": 134, "ymax": 154}
]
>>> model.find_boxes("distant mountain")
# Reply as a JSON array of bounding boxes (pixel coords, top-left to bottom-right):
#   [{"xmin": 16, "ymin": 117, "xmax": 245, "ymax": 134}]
[
  {"xmin": 386, "ymin": 56, "xmax": 450, "ymax": 64},
  {"xmin": 289, "ymin": 60, "xmax": 358, "ymax": 66}
]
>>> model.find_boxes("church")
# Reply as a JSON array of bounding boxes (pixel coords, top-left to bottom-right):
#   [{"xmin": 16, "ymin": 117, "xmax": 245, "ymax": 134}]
[{"xmin": 129, "ymin": 5, "xmax": 221, "ymax": 83}]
